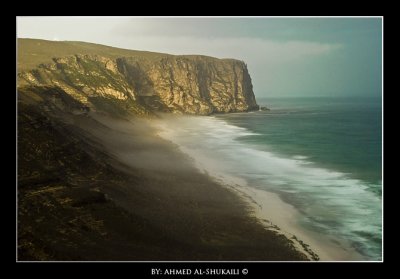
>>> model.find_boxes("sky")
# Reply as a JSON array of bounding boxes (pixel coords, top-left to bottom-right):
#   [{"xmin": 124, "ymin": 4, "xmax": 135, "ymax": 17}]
[{"xmin": 17, "ymin": 17, "xmax": 382, "ymax": 98}]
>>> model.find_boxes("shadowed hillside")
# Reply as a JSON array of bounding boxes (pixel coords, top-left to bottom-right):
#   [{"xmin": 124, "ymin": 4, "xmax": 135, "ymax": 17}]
[{"xmin": 17, "ymin": 39, "xmax": 307, "ymax": 261}]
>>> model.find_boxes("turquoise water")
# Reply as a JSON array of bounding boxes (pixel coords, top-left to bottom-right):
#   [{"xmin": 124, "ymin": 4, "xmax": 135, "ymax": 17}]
[
  {"xmin": 216, "ymin": 97, "xmax": 382, "ymax": 260},
  {"xmin": 220, "ymin": 97, "xmax": 382, "ymax": 192},
  {"xmin": 157, "ymin": 96, "xmax": 382, "ymax": 260}
]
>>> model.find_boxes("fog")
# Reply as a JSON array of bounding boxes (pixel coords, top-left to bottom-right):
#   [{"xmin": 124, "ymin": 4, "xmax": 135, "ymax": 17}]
[{"xmin": 75, "ymin": 113, "xmax": 198, "ymax": 174}]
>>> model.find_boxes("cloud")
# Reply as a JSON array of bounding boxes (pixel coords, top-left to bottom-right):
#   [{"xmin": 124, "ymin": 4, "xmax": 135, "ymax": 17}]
[
  {"xmin": 102, "ymin": 35, "xmax": 342, "ymax": 97},
  {"xmin": 17, "ymin": 17, "xmax": 342, "ymax": 65},
  {"xmin": 116, "ymin": 36, "xmax": 342, "ymax": 64},
  {"xmin": 17, "ymin": 17, "xmax": 353, "ymax": 97}
]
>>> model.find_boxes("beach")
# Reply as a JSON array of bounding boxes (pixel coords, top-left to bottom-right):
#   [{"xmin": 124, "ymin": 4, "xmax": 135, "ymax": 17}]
[
  {"xmin": 152, "ymin": 113, "xmax": 376, "ymax": 261},
  {"xmin": 17, "ymin": 19, "xmax": 383, "ymax": 262},
  {"xmin": 19, "ymin": 101, "xmax": 378, "ymax": 261},
  {"xmin": 19, "ymin": 108, "xmax": 312, "ymax": 261},
  {"xmin": 86, "ymin": 112, "xmax": 368, "ymax": 261},
  {"xmin": 79, "ymin": 113, "xmax": 311, "ymax": 260}
]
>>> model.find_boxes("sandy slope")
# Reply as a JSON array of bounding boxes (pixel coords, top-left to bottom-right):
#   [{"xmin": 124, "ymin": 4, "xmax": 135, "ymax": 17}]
[{"xmin": 18, "ymin": 108, "xmax": 308, "ymax": 260}]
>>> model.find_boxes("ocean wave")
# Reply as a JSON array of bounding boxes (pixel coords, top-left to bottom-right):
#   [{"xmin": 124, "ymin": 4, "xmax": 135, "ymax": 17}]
[{"xmin": 154, "ymin": 116, "xmax": 382, "ymax": 260}]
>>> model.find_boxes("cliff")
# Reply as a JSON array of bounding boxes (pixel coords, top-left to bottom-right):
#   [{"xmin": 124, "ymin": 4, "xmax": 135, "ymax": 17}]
[
  {"xmin": 18, "ymin": 39, "xmax": 258, "ymax": 115},
  {"xmin": 17, "ymin": 39, "xmax": 311, "ymax": 261}
]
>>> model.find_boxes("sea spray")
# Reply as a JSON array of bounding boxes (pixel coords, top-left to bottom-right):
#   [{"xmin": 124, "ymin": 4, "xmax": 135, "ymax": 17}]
[{"xmin": 155, "ymin": 97, "xmax": 382, "ymax": 260}]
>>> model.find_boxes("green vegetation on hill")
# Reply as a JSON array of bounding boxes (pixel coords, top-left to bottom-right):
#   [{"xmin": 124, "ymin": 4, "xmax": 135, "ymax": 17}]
[
  {"xmin": 18, "ymin": 93, "xmax": 180, "ymax": 260},
  {"xmin": 17, "ymin": 39, "xmax": 306, "ymax": 261},
  {"xmin": 18, "ymin": 38, "xmax": 234, "ymax": 72},
  {"xmin": 18, "ymin": 85, "xmax": 305, "ymax": 261},
  {"xmin": 18, "ymin": 39, "xmax": 258, "ymax": 115},
  {"xmin": 18, "ymin": 38, "xmax": 171, "ymax": 71}
]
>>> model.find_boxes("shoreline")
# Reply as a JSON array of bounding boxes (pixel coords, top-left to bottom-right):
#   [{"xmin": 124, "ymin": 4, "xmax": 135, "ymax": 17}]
[
  {"xmin": 70, "ymin": 112, "xmax": 309, "ymax": 260},
  {"xmin": 228, "ymin": 183, "xmax": 365, "ymax": 261},
  {"xmin": 153, "ymin": 116, "xmax": 366, "ymax": 261},
  {"xmin": 20, "ymin": 108, "xmax": 309, "ymax": 260},
  {"xmin": 19, "ymin": 107, "xmax": 365, "ymax": 261}
]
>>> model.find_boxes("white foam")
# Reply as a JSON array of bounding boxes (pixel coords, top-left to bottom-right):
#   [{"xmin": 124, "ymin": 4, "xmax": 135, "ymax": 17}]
[
  {"xmin": 153, "ymin": 115, "xmax": 382, "ymax": 260},
  {"xmin": 292, "ymin": 155, "xmax": 308, "ymax": 160}
]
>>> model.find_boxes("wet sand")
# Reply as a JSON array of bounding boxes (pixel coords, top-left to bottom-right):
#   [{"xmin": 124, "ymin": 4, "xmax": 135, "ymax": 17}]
[
  {"xmin": 19, "ymin": 88, "xmax": 308, "ymax": 261},
  {"xmin": 65, "ymin": 112, "xmax": 308, "ymax": 260},
  {"xmin": 230, "ymin": 185, "xmax": 365, "ymax": 261},
  {"xmin": 151, "ymin": 116, "xmax": 366, "ymax": 261}
]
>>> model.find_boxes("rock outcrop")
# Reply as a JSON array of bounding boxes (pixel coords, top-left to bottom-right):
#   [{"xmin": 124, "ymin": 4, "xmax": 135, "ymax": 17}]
[{"xmin": 18, "ymin": 39, "xmax": 258, "ymax": 115}]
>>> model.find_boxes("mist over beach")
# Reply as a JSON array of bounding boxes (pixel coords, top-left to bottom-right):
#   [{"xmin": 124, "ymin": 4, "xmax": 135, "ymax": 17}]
[{"xmin": 17, "ymin": 17, "xmax": 382, "ymax": 262}]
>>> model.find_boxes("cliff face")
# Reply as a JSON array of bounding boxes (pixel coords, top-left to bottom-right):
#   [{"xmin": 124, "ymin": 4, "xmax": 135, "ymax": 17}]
[
  {"xmin": 18, "ymin": 39, "xmax": 258, "ymax": 115},
  {"xmin": 117, "ymin": 56, "xmax": 257, "ymax": 114},
  {"xmin": 17, "ymin": 40, "xmax": 311, "ymax": 261}
]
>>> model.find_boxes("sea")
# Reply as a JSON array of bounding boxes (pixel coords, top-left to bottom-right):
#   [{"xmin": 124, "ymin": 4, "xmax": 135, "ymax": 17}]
[{"xmin": 157, "ymin": 96, "xmax": 382, "ymax": 261}]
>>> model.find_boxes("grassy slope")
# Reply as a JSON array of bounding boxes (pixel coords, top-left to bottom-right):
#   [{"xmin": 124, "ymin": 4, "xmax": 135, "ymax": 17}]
[
  {"xmin": 17, "ymin": 86, "xmax": 305, "ymax": 260},
  {"xmin": 17, "ymin": 38, "xmax": 169, "ymax": 71},
  {"xmin": 17, "ymin": 39, "xmax": 306, "ymax": 261},
  {"xmin": 18, "ymin": 93, "xmax": 181, "ymax": 260},
  {"xmin": 18, "ymin": 38, "xmax": 236, "ymax": 72}
]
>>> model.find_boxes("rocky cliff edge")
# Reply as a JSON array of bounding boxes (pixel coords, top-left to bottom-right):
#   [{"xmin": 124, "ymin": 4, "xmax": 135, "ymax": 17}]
[{"xmin": 18, "ymin": 39, "xmax": 258, "ymax": 115}]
